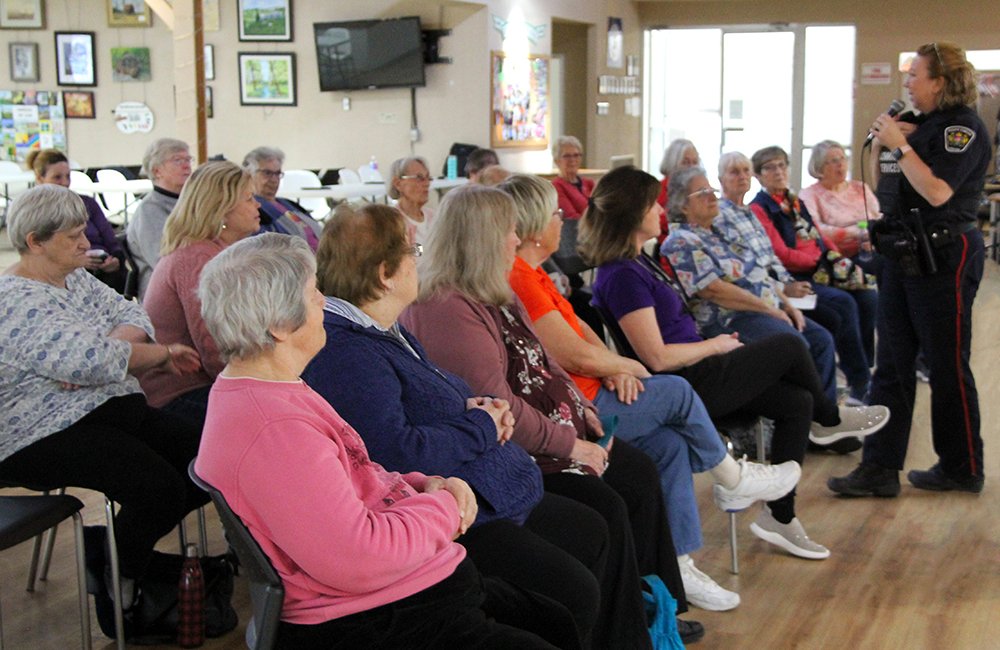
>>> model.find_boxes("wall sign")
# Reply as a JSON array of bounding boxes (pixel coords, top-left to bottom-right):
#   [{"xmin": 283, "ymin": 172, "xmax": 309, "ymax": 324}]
[{"xmin": 113, "ymin": 101, "xmax": 154, "ymax": 133}]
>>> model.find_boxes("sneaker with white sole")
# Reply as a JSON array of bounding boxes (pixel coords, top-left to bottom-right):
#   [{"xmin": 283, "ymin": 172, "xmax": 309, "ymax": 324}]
[
  {"xmin": 712, "ymin": 457, "xmax": 801, "ymax": 512},
  {"xmin": 810, "ymin": 405, "xmax": 890, "ymax": 445},
  {"xmin": 749, "ymin": 507, "xmax": 830, "ymax": 560},
  {"xmin": 678, "ymin": 555, "xmax": 740, "ymax": 611}
]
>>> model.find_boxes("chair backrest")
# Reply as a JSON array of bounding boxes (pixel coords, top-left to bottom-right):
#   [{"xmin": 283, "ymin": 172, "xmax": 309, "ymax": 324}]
[
  {"xmin": 357, "ymin": 165, "xmax": 383, "ymax": 184},
  {"xmin": 0, "ymin": 160, "xmax": 23, "ymax": 174},
  {"xmin": 592, "ymin": 303, "xmax": 643, "ymax": 364},
  {"xmin": 95, "ymin": 168, "xmax": 137, "ymax": 224},
  {"xmin": 278, "ymin": 169, "xmax": 328, "ymax": 219},
  {"xmin": 336, "ymin": 168, "xmax": 361, "ymax": 185},
  {"xmin": 69, "ymin": 170, "xmax": 95, "ymax": 191},
  {"xmin": 188, "ymin": 461, "xmax": 283, "ymax": 650},
  {"xmin": 118, "ymin": 233, "xmax": 140, "ymax": 301}
]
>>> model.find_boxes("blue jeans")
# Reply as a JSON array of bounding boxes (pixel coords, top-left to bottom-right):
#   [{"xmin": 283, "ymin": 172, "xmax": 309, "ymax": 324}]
[
  {"xmin": 809, "ymin": 284, "xmax": 876, "ymax": 393},
  {"xmin": 705, "ymin": 312, "xmax": 838, "ymax": 405},
  {"xmin": 593, "ymin": 374, "xmax": 726, "ymax": 556}
]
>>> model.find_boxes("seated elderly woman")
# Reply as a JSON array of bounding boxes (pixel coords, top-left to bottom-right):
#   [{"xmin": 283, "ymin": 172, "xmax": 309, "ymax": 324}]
[
  {"xmin": 301, "ymin": 203, "xmax": 609, "ymax": 646},
  {"xmin": 402, "ymin": 185, "xmax": 707, "ymax": 647},
  {"xmin": 798, "ymin": 140, "xmax": 881, "ymax": 261},
  {"xmin": 579, "ymin": 166, "xmax": 892, "ymax": 560},
  {"xmin": 499, "ymin": 174, "xmax": 800, "ymax": 612},
  {"xmin": 550, "ymin": 136, "xmax": 591, "ymax": 219},
  {"xmin": 388, "ymin": 156, "xmax": 434, "ymax": 244},
  {"xmin": 0, "ymin": 184, "xmax": 208, "ymax": 613},
  {"xmin": 26, "ymin": 148, "xmax": 127, "ymax": 292},
  {"xmin": 194, "ymin": 233, "xmax": 557, "ymax": 650},
  {"xmin": 126, "ymin": 137, "xmax": 192, "ymax": 299},
  {"xmin": 242, "ymin": 146, "xmax": 324, "ymax": 251},
  {"xmin": 141, "ymin": 161, "xmax": 261, "ymax": 428},
  {"xmin": 655, "ymin": 139, "xmax": 701, "ymax": 246},
  {"xmin": 749, "ymin": 146, "xmax": 878, "ymax": 401}
]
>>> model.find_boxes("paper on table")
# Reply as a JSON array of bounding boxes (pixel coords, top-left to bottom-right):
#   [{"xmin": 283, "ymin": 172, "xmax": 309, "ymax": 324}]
[{"xmin": 787, "ymin": 294, "xmax": 817, "ymax": 310}]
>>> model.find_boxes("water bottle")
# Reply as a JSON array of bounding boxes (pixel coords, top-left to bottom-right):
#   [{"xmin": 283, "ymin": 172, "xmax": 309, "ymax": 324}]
[
  {"xmin": 369, "ymin": 156, "xmax": 378, "ymax": 171},
  {"xmin": 446, "ymin": 154, "xmax": 458, "ymax": 180},
  {"xmin": 857, "ymin": 220, "xmax": 873, "ymax": 263},
  {"xmin": 177, "ymin": 543, "xmax": 205, "ymax": 648}
]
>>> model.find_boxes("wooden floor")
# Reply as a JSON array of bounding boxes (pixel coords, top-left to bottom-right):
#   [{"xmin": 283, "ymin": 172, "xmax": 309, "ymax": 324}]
[{"xmin": 0, "ymin": 257, "xmax": 997, "ymax": 649}]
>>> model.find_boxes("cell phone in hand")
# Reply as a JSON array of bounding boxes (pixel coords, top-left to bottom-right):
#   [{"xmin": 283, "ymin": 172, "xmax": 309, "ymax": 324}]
[
  {"xmin": 87, "ymin": 249, "xmax": 108, "ymax": 262},
  {"xmin": 597, "ymin": 415, "xmax": 618, "ymax": 449}
]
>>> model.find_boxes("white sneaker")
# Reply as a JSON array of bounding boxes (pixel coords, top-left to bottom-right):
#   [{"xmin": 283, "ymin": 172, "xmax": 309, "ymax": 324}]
[
  {"xmin": 713, "ymin": 457, "xmax": 801, "ymax": 513},
  {"xmin": 810, "ymin": 405, "xmax": 890, "ymax": 445},
  {"xmin": 678, "ymin": 555, "xmax": 740, "ymax": 611},
  {"xmin": 749, "ymin": 507, "xmax": 830, "ymax": 560}
]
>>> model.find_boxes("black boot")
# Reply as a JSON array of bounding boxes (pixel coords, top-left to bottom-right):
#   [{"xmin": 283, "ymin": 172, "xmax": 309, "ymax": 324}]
[{"xmin": 827, "ymin": 463, "xmax": 900, "ymax": 497}]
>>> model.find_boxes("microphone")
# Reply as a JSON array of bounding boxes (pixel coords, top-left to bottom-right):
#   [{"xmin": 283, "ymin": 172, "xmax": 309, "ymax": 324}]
[{"xmin": 864, "ymin": 99, "xmax": 906, "ymax": 146}]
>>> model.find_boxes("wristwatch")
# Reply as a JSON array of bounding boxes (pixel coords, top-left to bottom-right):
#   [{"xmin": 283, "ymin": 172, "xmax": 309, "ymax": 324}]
[{"xmin": 891, "ymin": 144, "xmax": 913, "ymax": 162}]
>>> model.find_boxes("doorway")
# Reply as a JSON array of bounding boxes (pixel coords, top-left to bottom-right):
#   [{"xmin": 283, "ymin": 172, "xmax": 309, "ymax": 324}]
[{"xmin": 552, "ymin": 20, "xmax": 590, "ymax": 165}]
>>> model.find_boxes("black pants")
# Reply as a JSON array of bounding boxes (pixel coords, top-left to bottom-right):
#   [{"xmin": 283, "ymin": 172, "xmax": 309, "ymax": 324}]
[
  {"xmin": 459, "ymin": 494, "xmax": 603, "ymax": 648},
  {"xmin": 864, "ymin": 229, "xmax": 984, "ymax": 478},
  {"xmin": 0, "ymin": 394, "xmax": 208, "ymax": 578},
  {"xmin": 673, "ymin": 334, "xmax": 836, "ymax": 519},
  {"xmin": 276, "ymin": 558, "xmax": 557, "ymax": 649}
]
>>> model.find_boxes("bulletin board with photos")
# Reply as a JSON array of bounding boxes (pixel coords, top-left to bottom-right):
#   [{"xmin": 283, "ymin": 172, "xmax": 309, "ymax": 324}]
[{"xmin": 0, "ymin": 89, "xmax": 67, "ymax": 162}]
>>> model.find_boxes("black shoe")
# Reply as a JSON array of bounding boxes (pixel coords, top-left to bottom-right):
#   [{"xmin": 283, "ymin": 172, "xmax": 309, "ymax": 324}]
[
  {"xmin": 907, "ymin": 464, "xmax": 984, "ymax": 493},
  {"xmin": 808, "ymin": 437, "xmax": 863, "ymax": 455},
  {"xmin": 828, "ymin": 463, "xmax": 900, "ymax": 497},
  {"xmin": 676, "ymin": 618, "xmax": 705, "ymax": 644}
]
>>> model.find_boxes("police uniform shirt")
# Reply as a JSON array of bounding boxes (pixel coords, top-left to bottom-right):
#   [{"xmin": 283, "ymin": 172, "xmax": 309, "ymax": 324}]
[
  {"xmin": 892, "ymin": 105, "xmax": 990, "ymax": 224},
  {"xmin": 875, "ymin": 111, "xmax": 924, "ymax": 216}
]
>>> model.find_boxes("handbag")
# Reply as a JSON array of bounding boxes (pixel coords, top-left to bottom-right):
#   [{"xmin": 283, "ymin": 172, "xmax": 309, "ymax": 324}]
[{"xmin": 641, "ymin": 574, "xmax": 684, "ymax": 650}]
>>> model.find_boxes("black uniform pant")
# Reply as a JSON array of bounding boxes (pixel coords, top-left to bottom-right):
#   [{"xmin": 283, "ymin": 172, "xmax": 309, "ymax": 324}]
[{"xmin": 864, "ymin": 228, "xmax": 984, "ymax": 478}]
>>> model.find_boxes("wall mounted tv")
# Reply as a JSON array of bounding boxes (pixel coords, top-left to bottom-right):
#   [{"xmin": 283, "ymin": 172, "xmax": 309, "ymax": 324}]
[{"xmin": 314, "ymin": 16, "xmax": 426, "ymax": 91}]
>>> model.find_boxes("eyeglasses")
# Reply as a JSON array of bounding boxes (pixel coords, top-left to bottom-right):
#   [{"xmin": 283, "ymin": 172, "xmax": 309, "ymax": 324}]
[
  {"xmin": 761, "ymin": 161, "xmax": 788, "ymax": 173},
  {"xmin": 408, "ymin": 243, "xmax": 424, "ymax": 258},
  {"xmin": 401, "ymin": 174, "xmax": 432, "ymax": 182},
  {"xmin": 167, "ymin": 155, "xmax": 194, "ymax": 166},
  {"xmin": 687, "ymin": 187, "xmax": 720, "ymax": 200},
  {"xmin": 257, "ymin": 169, "xmax": 284, "ymax": 179},
  {"xmin": 552, "ymin": 208, "xmax": 564, "ymax": 220},
  {"xmin": 825, "ymin": 156, "xmax": 847, "ymax": 166},
  {"xmin": 559, "ymin": 153, "xmax": 583, "ymax": 160}
]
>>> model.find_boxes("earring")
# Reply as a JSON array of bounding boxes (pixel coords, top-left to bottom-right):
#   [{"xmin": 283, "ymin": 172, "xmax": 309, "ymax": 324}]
[
  {"xmin": 221, "ymin": 223, "xmax": 228, "ymax": 230},
  {"xmin": 534, "ymin": 240, "xmax": 542, "ymax": 247}
]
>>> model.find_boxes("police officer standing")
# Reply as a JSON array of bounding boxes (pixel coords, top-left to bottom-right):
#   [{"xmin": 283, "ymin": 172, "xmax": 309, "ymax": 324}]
[{"xmin": 829, "ymin": 42, "xmax": 989, "ymax": 496}]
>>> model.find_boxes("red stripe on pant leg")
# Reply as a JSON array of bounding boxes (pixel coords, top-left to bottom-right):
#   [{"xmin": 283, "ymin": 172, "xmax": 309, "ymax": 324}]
[{"xmin": 953, "ymin": 233, "xmax": 976, "ymax": 475}]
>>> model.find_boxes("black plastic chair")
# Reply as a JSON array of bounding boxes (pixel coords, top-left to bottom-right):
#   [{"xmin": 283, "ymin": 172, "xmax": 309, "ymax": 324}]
[
  {"xmin": 0, "ymin": 495, "xmax": 91, "ymax": 649},
  {"xmin": 117, "ymin": 233, "xmax": 140, "ymax": 301},
  {"xmin": 188, "ymin": 461, "xmax": 283, "ymax": 650}
]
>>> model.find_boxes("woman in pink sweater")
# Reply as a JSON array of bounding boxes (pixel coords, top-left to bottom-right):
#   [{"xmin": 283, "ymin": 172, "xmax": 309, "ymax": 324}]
[
  {"xmin": 141, "ymin": 161, "xmax": 261, "ymax": 428},
  {"xmin": 194, "ymin": 234, "xmax": 558, "ymax": 649}
]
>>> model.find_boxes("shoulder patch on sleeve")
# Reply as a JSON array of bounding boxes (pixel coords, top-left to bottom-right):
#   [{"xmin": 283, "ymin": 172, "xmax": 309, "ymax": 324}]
[{"xmin": 943, "ymin": 125, "xmax": 975, "ymax": 153}]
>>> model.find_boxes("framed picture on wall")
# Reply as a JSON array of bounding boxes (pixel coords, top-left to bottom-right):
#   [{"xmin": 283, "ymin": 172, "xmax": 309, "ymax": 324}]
[
  {"xmin": 237, "ymin": 0, "xmax": 292, "ymax": 42},
  {"xmin": 63, "ymin": 90, "xmax": 95, "ymax": 118},
  {"xmin": 490, "ymin": 51, "xmax": 550, "ymax": 148},
  {"xmin": 204, "ymin": 44, "xmax": 215, "ymax": 80},
  {"xmin": 0, "ymin": 0, "xmax": 45, "ymax": 29},
  {"xmin": 107, "ymin": 0, "xmax": 151, "ymax": 27},
  {"xmin": 9, "ymin": 42, "xmax": 40, "ymax": 82},
  {"xmin": 238, "ymin": 52, "xmax": 296, "ymax": 106},
  {"xmin": 205, "ymin": 85, "xmax": 213, "ymax": 118},
  {"xmin": 55, "ymin": 32, "xmax": 96, "ymax": 86},
  {"xmin": 111, "ymin": 46, "xmax": 151, "ymax": 81}
]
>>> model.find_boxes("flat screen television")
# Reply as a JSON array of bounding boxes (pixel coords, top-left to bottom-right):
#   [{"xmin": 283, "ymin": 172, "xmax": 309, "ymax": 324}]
[{"xmin": 314, "ymin": 16, "xmax": 426, "ymax": 91}]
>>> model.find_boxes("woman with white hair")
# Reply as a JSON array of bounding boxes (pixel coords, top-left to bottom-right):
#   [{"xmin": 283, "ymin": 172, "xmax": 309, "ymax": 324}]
[
  {"xmin": 0, "ymin": 184, "xmax": 207, "ymax": 613},
  {"xmin": 388, "ymin": 156, "xmax": 434, "ymax": 244},
  {"xmin": 242, "ymin": 145, "xmax": 324, "ymax": 251},
  {"xmin": 798, "ymin": 140, "xmax": 881, "ymax": 260},
  {"xmin": 194, "ymin": 233, "xmax": 557, "ymax": 649},
  {"xmin": 550, "ymin": 135, "xmax": 591, "ymax": 219},
  {"xmin": 126, "ymin": 137, "xmax": 193, "ymax": 298}
]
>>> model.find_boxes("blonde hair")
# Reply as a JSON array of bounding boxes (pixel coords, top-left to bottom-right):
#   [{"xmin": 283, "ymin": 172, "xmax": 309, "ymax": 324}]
[
  {"xmin": 497, "ymin": 174, "xmax": 557, "ymax": 242},
  {"xmin": 917, "ymin": 42, "xmax": 978, "ymax": 109},
  {"xmin": 160, "ymin": 161, "xmax": 251, "ymax": 255},
  {"xmin": 418, "ymin": 184, "xmax": 517, "ymax": 307}
]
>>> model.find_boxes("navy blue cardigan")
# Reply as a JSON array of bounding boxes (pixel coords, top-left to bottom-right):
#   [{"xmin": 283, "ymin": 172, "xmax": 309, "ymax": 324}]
[{"xmin": 301, "ymin": 311, "xmax": 543, "ymax": 526}]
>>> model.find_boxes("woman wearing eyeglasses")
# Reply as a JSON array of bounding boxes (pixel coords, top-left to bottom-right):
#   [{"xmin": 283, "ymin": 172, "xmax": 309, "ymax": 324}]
[
  {"xmin": 389, "ymin": 156, "xmax": 434, "ymax": 244},
  {"xmin": 242, "ymin": 146, "xmax": 324, "ymax": 251},
  {"xmin": 829, "ymin": 42, "xmax": 989, "ymax": 497},
  {"xmin": 551, "ymin": 136, "xmax": 591, "ymax": 219}
]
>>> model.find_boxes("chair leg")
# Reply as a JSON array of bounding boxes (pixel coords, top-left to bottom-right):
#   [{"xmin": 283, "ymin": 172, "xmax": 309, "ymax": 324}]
[
  {"xmin": 103, "ymin": 497, "xmax": 126, "ymax": 650},
  {"xmin": 25, "ymin": 530, "xmax": 43, "ymax": 593},
  {"xmin": 756, "ymin": 421, "xmax": 767, "ymax": 464},
  {"xmin": 178, "ymin": 518, "xmax": 188, "ymax": 552},
  {"xmin": 71, "ymin": 511, "xmax": 93, "ymax": 650},
  {"xmin": 197, "ymin": 506, "xmax": 208, "ymax": 556},
  {"xmin": 729, "ymin": 512, "xmax": 739, "ymax": 574},
  {"xmin": 38, "ymin": 488, "xmax": 67, "ymax": 583}
]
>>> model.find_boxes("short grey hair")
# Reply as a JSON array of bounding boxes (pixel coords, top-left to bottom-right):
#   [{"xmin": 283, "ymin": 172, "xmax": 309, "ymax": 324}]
[
  {"xmin": 198, "ymin": 233, "xmax": 316, "ymax": 362},
  {"xmin": 807, "ymin": 140, "xmax": 844, "ymax": 179},
  {"xmin": 718, "ymin": 151, "xmax": 752, "ymax": 179},
  {"xmin": 552, "ymin": 135, "xmax": 582, "ymax": 160},
  {"xmin": 6, "ymin": 184, "xmax": 88, "ymax": 253},
  {"xmin": 659, "ymin": 139, "xmax": 697, "ymax": 177},
  {"xmin": 666, "ymin": 166, "xmax": 708, "ymax": 224},
  {"xmin": 387, "ymin": 156, "xmax": 430, "ymax": 200},
  {"xmin": 141, "ymin": 138, "xmax": 190, "ymax": 180},
  {"xmin": 497, "ymin": 174, "xmax": 557, "ymax": 242},
  {"xmin": 242, "ymin": 146, "xmax": 285, "ymax": 175}
]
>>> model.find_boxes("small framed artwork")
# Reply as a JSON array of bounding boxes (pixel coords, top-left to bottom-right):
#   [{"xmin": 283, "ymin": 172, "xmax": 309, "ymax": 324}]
[
  {"xmin": 238, "ymin": 52, "xmax": 296, "ymax": 106},
  {"xmin": 204, "ymin": 44, "xmax": 215, "ymax": 80},
  {"xmin": 63, "ymin": 90, "xmax": 95, "ymax": 118},
  {"xmin": 204, "ymin": 85, "xmax": 213, "ymax": 118},
  {"xmin": 111, "ymin": 46, "xmax": 151, "ymax": 81},
  {"xmin": 0, "ymin": 0, "xmax": 45, "ymax": 29},
  {"xmin": 9, "ymin": 42, "xmax": 40, "ymax": 82},
  {"xmin": 55, "ymin": 32, "xmax": 96, "ymax": 86},
  {"xmin": 238, "ymin": 0, "xmax": 292, "ymax": 42},
  {"xmin": 107, "ymin": 0, "xmax": 151, "ymax": 27}
]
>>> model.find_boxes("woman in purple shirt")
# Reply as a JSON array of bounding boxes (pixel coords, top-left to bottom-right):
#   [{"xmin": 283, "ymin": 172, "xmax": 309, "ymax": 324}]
[{"xmin": 580, "ymin": 166, "xmax": 892, "ymax": 561}]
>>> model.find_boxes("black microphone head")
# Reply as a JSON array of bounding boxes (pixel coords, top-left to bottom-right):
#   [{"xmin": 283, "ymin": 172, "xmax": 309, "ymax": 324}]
[{"xmin": 887, "ymin": 99, "xmax": 905, "ymax": 117}]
